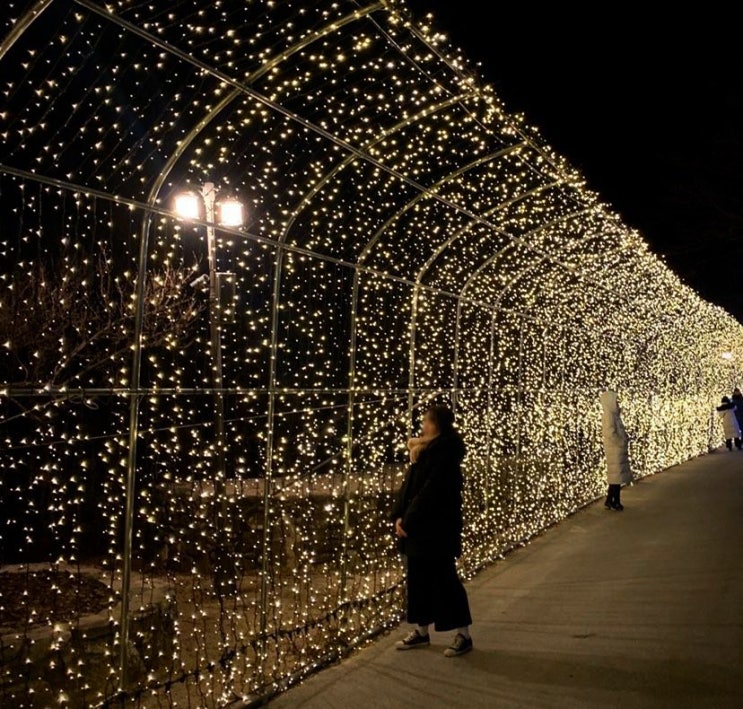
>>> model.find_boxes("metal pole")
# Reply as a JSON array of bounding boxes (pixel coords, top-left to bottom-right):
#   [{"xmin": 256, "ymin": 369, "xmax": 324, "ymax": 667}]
[
  {"xmin": 202, "ymin": 183, "xmax": 227, "ymax": 487},
  {"xmin": 202, "ymin": 182, "xmax": 231, "ymax": 599},
  {"xmin": 515, "ymin": 321, "xmax": 525, "ymax": 459},
  {"xmin": 450, "ymin": 297, "xmax": 463, "ymax": 416},
  {"xmin": 406, "ymin": 287, "xmax": 420, "ymax": 437},
  {"xmin": 118, "ymin": 210, "xmax": 153, "ymax": 691},
  {"xmin": 339, "ymin": 269, "xmax": 362, "ymax": 599},
  {"xmin": 484, "ymin": 309, "xmax": 497, "ymax": 518},
  {"xmin": 258, "ymin": 243, "xmax": 285, "ymax": 675}
]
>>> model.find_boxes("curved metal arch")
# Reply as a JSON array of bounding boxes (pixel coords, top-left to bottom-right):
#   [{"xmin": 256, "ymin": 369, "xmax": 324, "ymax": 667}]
[
  {"xmin": 78, "ymin": 0, "xmax": 387, "ymax": 206},
  {"xmin": 402, "ymin": 198, "xmax": 596, "ymax": 421},
  {"xmin": 410, "ymin": 180, "xmax": 579, "ymax": 291},
  {"xmin": 536, "ymin": 246, "xmax": 657, "ymax": 329},
  {"xmin": 399, "ymin": 5, "xmax": 583, "ymax": 192},
  {"xmin": 455, "ymin": 208, "xmax": 598, "ymax": 303},
  {"xmin": 278, "ymin": 91, "xmax": 483, "ymax": 244},
  {"xmin": 74, "ymin": 0, "xmax": 421, "ymax": 197},
  {"xmin": 356, "ymin": 146, "xmax": 538, "ymax": 267},
  {"xmin": 71, "ymin": 0, "xmax": 389, "ymax": 647},
  {"xmin": 347, "ymin": 150, "xmax": 549, "ymax": 442},
  {"xmin": 447, "ymin": 209, "xmax": 597, "ymax": 404},
  {"xmin": 458, "ymin": 216, "xmax": 643, "ymax": 332},
  {"xmin": 445, "ymin": 212, "xmax": 636, "ymax": 407},
  {"xmin": 0, "ymin": 0, "xmax": 54, "ymax": 60}
]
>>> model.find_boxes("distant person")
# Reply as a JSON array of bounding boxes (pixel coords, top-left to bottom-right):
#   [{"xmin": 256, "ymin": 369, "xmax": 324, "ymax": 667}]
[
  {"xmin": 599, "ymin": 389, "xmax": 632, "ymax": 510},
  {"xmin": 731, "ymin": 387, "xmax": 743, "ymax": 432},
  {"xmin": 390, "ymin": 404, "xmax": 473, "ymax": 657},
  {"xmin": 716, "ymin": 395, "xmax": 742, "ymax": 451}
]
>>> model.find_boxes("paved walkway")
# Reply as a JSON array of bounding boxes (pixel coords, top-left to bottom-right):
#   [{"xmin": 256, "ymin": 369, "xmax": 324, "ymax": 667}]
[{"xmin": 264, "ymin": 448, "xmax": 743, "ymax": 708}]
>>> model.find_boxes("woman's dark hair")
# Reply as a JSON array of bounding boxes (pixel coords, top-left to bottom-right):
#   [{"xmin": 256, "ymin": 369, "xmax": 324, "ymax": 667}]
[{"xmin": 425, "ymin": 404, "xmax": 455, "ymax": 434}]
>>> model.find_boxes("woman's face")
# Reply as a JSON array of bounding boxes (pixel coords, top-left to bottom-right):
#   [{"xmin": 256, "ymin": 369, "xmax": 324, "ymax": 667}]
[{"xmin": 422, "ymin": 412, "xmax": 439, "ymax": 438}]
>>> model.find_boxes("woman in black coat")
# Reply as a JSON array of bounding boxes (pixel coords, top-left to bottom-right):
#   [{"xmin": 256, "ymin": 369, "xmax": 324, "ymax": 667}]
[{"xmin": 390, "ymin": 404, "xmax": 473, "ymax": 657}]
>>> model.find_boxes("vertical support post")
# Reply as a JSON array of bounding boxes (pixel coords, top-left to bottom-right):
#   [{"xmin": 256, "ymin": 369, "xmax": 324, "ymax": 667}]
[
  {"xmin": 451, "ymin": 297, "xmax": 464, "ymax": 416},
  {"xmin": 540, "ymin": 326, "xmax": 548, "ymax": 449},
  {"xmin": 119, "ymin": 209, "xmax": 153, "ymax": 692},
  {"xmin": 406, "ymin": 286, "xmax": 420, "ymax": 437},
  {"xmin": 258, "ymin": 243, "xmax": 284, "ymax": 674},
  {"xmin": 202, "ymin": 182, "xmax": 232, "ymax": 599},
  {"xmin": 339, "ymin": 268, "xmax": 364, "ymax": 600},
  {"xmin": 484, "ymin": 308, "xmax": 497, "ymax": 535},
  {"xmin": 515, "ymin": 320, "xmax": 525, "ymax": 460},
  {"xmin": 203, "ymin": 182, "xmax": 227, "ymax": 490},
  {"xmin": 485, "ymin": 311, "xmax": 497, "ymax": 467}
]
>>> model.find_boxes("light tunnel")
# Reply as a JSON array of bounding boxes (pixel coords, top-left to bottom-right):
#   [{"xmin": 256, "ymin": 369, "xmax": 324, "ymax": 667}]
[{"xmin": 1, "ymin": 1, "xmax": 741, "ymax": 705}]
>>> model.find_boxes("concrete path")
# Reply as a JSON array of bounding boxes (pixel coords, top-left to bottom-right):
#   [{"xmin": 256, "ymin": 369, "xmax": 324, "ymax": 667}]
[{"xmin": 265, "ymin": 448, "xmax": 743, "ymax": 708}]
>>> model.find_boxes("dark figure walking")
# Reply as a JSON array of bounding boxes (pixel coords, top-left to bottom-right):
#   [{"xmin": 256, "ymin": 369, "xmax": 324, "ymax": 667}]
[
  {"xmin": 390, "ymin": 404, "xmax": 473, "ymax": 657},
  {"xmin": 731, "ymin": 387, "xmax": 743, "ymax": 434}
]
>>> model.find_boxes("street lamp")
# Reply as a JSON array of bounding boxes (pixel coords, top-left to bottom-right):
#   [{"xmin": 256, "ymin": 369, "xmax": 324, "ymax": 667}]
[{"xmin": 175, "ymin": 182, "xmax": 244, "ymax": 485}]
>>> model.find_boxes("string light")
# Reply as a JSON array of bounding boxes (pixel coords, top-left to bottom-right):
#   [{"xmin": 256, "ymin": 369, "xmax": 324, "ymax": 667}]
[{"xmin": 1, "ymin": 0, "xmax": 741, "ymax": 706}]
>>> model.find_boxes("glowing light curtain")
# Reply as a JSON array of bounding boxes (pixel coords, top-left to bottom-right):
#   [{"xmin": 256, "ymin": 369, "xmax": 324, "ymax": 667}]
[{"xmin": 1, "ymin": 1, "xmax": 741, "ymax": 706}]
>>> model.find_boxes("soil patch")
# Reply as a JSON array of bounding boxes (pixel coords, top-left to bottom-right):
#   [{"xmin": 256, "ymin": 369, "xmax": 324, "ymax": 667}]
[{"xmin": 0, "ymin": 569, "xmax": 111, "ymax": 632}]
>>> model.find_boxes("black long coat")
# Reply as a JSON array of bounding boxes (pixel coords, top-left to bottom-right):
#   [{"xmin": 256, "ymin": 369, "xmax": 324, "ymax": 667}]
[
  {"xmin": 732, "ymin": 393, "xmax": 743, "ymax": 430},
  {"xmin": 389, "ymin": 431, "xmax": 466, "ymax": 559}
]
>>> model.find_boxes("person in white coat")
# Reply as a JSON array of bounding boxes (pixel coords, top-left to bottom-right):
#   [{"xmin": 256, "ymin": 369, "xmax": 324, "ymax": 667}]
[
  {"xmin": 716, "ymin": 396, "xmax": 742, "ymax": 451},
  {"xmin": 599, "ymin": 389, "xmax": 632, "ymax": 511}
]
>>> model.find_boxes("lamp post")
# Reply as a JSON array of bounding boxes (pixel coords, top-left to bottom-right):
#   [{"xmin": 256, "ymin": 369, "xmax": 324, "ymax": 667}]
[
  {"xmin": 175, "ymin": 182, "xmax": 243, "ymax": 594},
  {"xmin": 175, "ymin": 183, "xmax": 243, "ymax": 480}
]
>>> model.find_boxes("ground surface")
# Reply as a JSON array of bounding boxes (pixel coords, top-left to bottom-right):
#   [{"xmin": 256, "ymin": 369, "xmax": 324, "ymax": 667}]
[{"xmin": 0, "ymin": 568, "xmax": 110, "ymax": 631}]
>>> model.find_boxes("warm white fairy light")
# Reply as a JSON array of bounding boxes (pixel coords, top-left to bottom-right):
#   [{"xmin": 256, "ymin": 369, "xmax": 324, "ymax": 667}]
[{"xmin": 1, "ymin": 0, "xmax": 742, "ymax": 706}]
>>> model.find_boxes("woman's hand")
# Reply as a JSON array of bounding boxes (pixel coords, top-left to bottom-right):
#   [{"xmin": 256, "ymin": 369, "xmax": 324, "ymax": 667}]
[{"xmin": 394, "ymin": 517, "xmax": 407, "ymax": 538}]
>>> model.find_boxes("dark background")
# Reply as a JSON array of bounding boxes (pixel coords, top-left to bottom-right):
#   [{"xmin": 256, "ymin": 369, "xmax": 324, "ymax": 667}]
[{"xmin": 405, "ymin": 2, "xmax": 743, "ymax": 321}]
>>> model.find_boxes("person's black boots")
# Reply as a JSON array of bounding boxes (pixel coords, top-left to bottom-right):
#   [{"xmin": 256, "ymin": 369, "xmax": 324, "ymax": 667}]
[{"xmin": 606, "ymin": 484, "xmax": 623, "ymax": 511}]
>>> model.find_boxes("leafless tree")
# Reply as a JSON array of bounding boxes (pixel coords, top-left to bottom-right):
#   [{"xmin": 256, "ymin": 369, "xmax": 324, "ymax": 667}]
[{"xmin": 1, "ymin": 248, "xmax": 206, "ymax": 416}]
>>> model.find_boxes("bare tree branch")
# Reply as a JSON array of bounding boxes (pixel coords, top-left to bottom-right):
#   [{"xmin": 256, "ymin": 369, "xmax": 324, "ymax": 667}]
[{"xmin": 1, "ymin": 248, "xmax": 206, "ymax": 407}]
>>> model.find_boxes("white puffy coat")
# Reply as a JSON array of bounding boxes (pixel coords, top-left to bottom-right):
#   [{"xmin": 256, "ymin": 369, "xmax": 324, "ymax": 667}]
[
  {"xmin": 717, "ymin": 402, "xmax": 741, "ymax": 440},
  {"xmin": 599, "ymin": 389, "xmax": 632, "ymax": 485}
]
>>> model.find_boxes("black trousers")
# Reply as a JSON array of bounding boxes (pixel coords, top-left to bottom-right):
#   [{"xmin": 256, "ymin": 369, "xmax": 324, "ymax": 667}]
[
  {"xmin": 606, "ymin": 483, "xmax": 621, "ymax": 504},
  {"xmin": 725, "ymin": 438, "xmax": 742, "ymax": 450},
  {"xmin": 405, "ymin": 555, "xmax": 472, "ymax": 632}
]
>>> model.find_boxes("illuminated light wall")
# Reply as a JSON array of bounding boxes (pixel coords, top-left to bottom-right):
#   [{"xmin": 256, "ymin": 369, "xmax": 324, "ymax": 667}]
[{"xmin": 1, "ymin": 0, "xmax": 742, "ymax": 705}]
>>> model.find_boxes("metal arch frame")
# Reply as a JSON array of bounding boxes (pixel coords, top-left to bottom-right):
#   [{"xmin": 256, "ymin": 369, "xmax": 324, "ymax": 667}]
[
  {"xmin": 354, "ymin": 176, "xmax": 580, "ymax": 419},
  {"xmin": 350, "ymin": 154, "xmax": 550, "ymax": 434},
  {"xmin": 56, "ymin": 0, "xmax": 394, "ymax": 687},
  {"xmin": 0, "ymin": 0, "xmax": 55, "ymax": 60},
  {"xmin": 454, "ymin": 209, "xmax": 628, "ymax": 329},
  {"xmin": 400, "ymin": 189, "xmax": 594, "ymax": 423},
  {"xmin": 353, "ymin": 146, "xmax": 532, "ymax": 266},
  {"xmin": 542, "ymin": 247, "xmax": 657, "ymax": 320},
  {"xmin": 448, "ymin": 208, "xmax": 597, "ymax": 404},
  {"xmin": 489, "ymin": 223, "xmax": 663, "ymax": 332},
  {"xmin": 444, "ymin": 215, "xmax": 637, "ymax": 477},
  {"xmin": 445, "ymin": 210, "xmax": 599, "ymax": 478},
  {"xmin": 1, "ymin": 0, "xmax": 679, "ymax": 694},
  {"xmin": 267, "ymin": 94, "xmax": 499, "ymax": 597},
  {"xmin": 278, "ymin": 91, "xmax": 484, "ymax": 238}
]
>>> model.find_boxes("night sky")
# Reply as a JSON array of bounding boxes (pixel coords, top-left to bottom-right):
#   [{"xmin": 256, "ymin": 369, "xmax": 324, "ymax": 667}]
[{"xmin": 405, "ymin": 1, "xmax": 743, "ymax": 321}]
